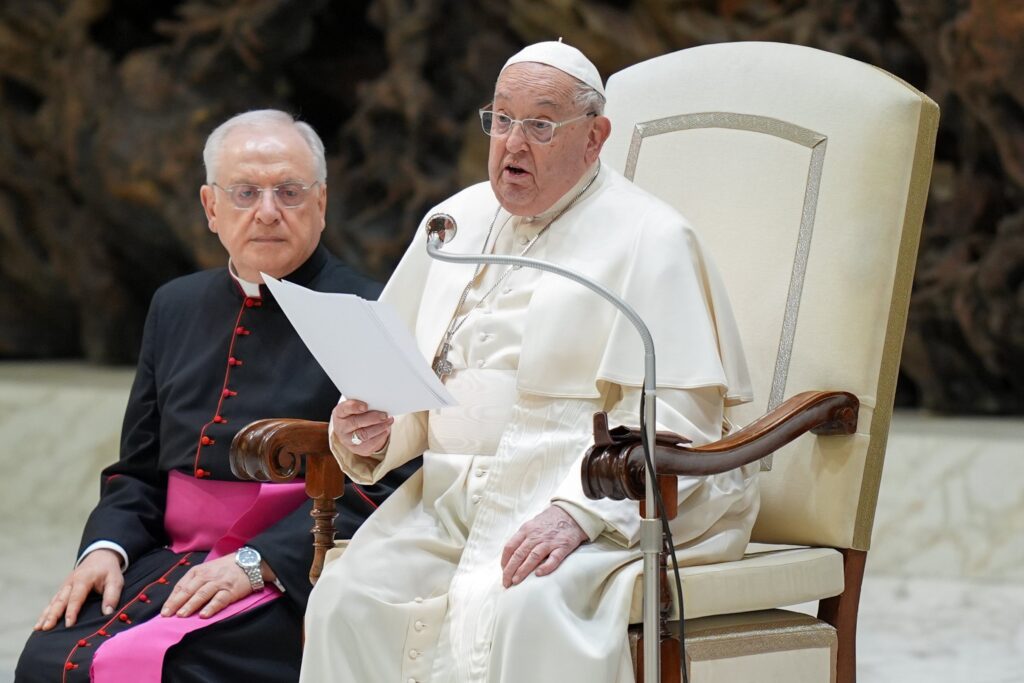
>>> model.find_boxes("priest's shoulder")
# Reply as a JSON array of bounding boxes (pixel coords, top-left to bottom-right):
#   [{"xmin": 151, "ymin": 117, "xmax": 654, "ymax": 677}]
[
  {"xmin": 148, "ymin": 268, "xmax": 232, "ymax": 309},
  {"xmin": 313, "ymin": 247, "xmax": 384, "ymax": 300}
]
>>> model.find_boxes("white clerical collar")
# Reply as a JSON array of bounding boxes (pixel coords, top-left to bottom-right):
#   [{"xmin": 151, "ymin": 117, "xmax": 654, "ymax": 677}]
[
  {"xmin": 228, "ymin": 260, "xmax": 262, "ymax": 297},
  {"xmin": 517, "ymin": 160, "xmax": 602, "ymax": 225}
]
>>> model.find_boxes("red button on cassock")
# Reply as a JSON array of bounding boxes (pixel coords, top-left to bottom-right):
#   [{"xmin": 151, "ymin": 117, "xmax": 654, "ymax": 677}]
[
  {"xmin": 118, "ymin": 613, "xmax": 130, "ymax": 623},
  {"xmin": 228, "ymin": 357, "xmax": 243, "ymax": 366},
  {"xmin": 235, "ymin": 326, "xmax": 248, "ymax": 335},
  {"xmin": 222, "ymin": 389, "xmax": 237, "ymax": 398},
  {"xmin": 244, "ymin": 298, "xmax": 255, "ymax": 308},
  {"xmin": 65, "ymin": 662, "xmax": 77, "ymax": 671},
  {"xmin": 213, "ymin": 415, "xmax": 226, "ymax": 423},
  {"xmin": 195, "ymin": 468, "xmax": 207, "ymax": 478},
  {"xmin": 77, "ymin": 639, "xmax": 88, "ymax": 647},
  {"xmin": 200, "ymin": 436, "xmax": 213, "ymax": 446}
]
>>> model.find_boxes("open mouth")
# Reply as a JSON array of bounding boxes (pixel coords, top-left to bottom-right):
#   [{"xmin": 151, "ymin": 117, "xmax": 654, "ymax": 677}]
[{"xmin": 505, "ymin": 163, "xmax": 529, "ymax": 176}]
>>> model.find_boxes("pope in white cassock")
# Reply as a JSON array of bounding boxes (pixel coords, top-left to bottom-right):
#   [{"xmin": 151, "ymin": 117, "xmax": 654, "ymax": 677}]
[{"xmin": 301, "ymin": 42, "xmax": 760, "ymax": 682}]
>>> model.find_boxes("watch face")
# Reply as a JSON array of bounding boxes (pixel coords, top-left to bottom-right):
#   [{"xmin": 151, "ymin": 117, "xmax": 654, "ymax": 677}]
[{"xmin": 237, "ymin": 547, "xmax": 260, "ymax": 567}]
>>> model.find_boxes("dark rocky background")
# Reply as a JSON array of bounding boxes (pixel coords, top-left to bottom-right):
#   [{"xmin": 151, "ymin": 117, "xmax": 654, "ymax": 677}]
[{"xmin": 0, "ymin": 0, "xmax": 1021, "ymax": 413}]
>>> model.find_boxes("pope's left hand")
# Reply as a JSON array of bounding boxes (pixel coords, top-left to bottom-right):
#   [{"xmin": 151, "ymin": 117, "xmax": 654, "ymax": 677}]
[
  {"xmin": 500, "ymin": 506, "xmax": 589, "ymax": 588},
  {"xmin": 160, "ymin": 555, "xmax": 258, "ymax": 619}
]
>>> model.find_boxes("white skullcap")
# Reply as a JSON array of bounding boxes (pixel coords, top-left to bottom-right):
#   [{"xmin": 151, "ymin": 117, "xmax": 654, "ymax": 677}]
[{"xmin": 501, "ymin": 40, "xmax": 605, "ymax": 98}]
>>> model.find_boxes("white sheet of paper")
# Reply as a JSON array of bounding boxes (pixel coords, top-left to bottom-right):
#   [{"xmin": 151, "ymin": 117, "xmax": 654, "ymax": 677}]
[{"xmin": 262, "ymin": 274, "xmax": 456, "ymax": 415}]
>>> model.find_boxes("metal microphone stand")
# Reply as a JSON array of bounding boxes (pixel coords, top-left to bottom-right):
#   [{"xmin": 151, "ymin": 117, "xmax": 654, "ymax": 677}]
[{"xmin": 425, "ymin": 214, "xmax": 662, "ymax": 683}]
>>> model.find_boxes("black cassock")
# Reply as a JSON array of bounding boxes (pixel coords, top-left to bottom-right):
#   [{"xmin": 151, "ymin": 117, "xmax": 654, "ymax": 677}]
[{"xmin": 17, "ymin": 245, "xmax": 418, "ymax": 682}]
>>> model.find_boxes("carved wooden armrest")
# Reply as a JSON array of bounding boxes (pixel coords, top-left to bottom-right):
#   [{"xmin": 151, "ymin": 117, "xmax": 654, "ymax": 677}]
[
  {"xmin": 229, "ymin": 418, "xmax": 342, "ymax": 584},
  {"xmin": 581, "ymin": 390, "xmax": 859, "ymax": 504}
]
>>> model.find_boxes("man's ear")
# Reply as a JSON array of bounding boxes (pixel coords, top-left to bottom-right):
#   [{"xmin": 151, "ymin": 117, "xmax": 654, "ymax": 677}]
[
  {"xmin": 317, "ymin": 183, "xmax": 328, "ymax": 232},
  {"xmin": 585, "ymin": 116, "xmax": 612, "ymax": 164},
  {"xmin": 200, "ymin": 185, "xmax": 218, "ymax": 233}
]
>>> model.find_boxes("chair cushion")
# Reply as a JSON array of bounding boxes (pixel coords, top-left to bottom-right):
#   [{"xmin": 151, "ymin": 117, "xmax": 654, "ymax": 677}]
[
  {"xmin": 629, "ymin": 544, "xmax": 845, "ymax": 622},
  {"xmin": 324, "ymin": 540, "xmax": 844, "ymax": 622}
]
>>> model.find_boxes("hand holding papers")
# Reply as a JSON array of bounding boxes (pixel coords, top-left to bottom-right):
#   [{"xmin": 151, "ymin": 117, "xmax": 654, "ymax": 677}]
[{"xmin": 262, "ymin": 274, "xmax": 456, "ymax": 415}]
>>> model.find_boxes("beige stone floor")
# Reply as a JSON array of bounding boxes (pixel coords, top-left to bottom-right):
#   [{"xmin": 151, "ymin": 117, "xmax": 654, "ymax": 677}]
[{"xmin": 1, "ymin": 362, "xmax": 1022, "ymax": 681}]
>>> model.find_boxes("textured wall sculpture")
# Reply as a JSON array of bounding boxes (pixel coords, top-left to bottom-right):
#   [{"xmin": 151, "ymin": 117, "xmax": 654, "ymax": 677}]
[{"xmin": 0, "ymin": 0, "xmax": 1021, "ymax": 413}]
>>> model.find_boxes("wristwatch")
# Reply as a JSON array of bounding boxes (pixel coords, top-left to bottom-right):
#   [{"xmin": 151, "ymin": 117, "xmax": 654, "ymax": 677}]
[{"xmin": 235, "ymin": 546, "xmax": 265, "ymax": 592}]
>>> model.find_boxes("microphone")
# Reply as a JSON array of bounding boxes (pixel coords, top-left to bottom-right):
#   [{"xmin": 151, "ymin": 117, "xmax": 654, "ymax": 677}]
[{"xmin": 424, "ymin": 212, "xmax": 665, "ymax": 682}]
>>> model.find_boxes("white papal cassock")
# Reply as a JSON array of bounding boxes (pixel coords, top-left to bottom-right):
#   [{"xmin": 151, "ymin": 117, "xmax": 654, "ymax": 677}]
[{"xmin": 301, "ymin": 165, "xmax": 760, "ymax": 683}]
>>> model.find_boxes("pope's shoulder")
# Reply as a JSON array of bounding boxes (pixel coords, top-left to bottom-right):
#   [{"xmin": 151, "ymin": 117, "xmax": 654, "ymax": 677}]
[
  {"xmin": 425, "ymin": 181, "xmax": 497, "ymax": 222},
  {"xmin": 584, "ymin": 168, "xmax": 702, "ymax": 251}
]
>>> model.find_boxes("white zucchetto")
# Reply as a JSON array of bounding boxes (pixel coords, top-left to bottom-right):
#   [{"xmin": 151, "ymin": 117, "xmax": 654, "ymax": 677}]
[{"xmin": 501, "ymin": 40, "xmax": 605, "ymax": 97}]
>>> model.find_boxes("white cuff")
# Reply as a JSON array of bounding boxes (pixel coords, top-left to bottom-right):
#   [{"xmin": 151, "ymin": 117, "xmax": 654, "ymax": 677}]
[
  {"xmin": 78, "ymin": 541, "xmax": 129, "ymax": 571},
  {"xmin": 551, "ymin": 500, "xmax": 608, "ymax": 543}
]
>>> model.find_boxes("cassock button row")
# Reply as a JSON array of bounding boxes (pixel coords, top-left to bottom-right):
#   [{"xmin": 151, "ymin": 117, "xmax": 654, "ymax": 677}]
[
  {"xmin": 195, "ymin": 468, "xmax": 208, "ymax": 478},
  {"xmin": 228, "ymin": 357, "xmax": 243, "ymax": 366},
  {"xmin": 408, "ymin": 649, "xmax": 421, "ymax": 659},
  {"xmin": 478, "ymin": 332, "xmax": 489, "ymax": 341},
  {"xmin": 414, "ymin": 620, "xmax": 426, "ymax": 631},
  {"xmin": 200, "ymin": 436, "xmax": 214, "ymax": 446},
  {"xmin": 474, "ymin": 468, "xmax": 486, "ymax": 477},
  {"xmin": 235, "ymin": 326, "xmax": 250, "ymax": 336},
  {"xmin": 471, "ymin": 494, "xmax": 482, "ymax": 505},
  {"xmin": 223, "ymin": 389, "xmax": 237, "ymax": 398},
  {"xmin": 414, "ymin": 597, "xmax": 423, "ymax": 603},
  {"xmin": 502, "ymin": 287, "xmax": 512, "ymax": 295},
  {"xmin": 214, "ymin": 415, "xmax": 226, "ymax": 423}
]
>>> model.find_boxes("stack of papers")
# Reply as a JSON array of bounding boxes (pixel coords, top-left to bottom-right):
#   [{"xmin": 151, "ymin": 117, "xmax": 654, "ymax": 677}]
[{"xmin": 263, "ymin": 274, "xmax": 456, "ymax": 415}]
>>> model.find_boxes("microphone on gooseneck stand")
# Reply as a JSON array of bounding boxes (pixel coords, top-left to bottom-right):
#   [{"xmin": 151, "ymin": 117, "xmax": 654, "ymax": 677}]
[{"xmin": 424, "ymin": 212, "xmax": 678, "ymax": 683}]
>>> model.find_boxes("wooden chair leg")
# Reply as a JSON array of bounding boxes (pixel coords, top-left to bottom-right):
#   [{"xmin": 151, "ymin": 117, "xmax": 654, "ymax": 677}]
[
  {"xmin": 635, "ymin": 632, "xmax": 681, "ymax": 683},
  {"xmin": 817, "ymin": 548, "xmax": 867, "ymax": 683}
]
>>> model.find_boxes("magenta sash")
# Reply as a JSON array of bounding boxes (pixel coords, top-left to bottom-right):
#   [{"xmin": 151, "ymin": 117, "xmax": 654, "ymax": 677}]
[{"xmin": 91, "ymin": 471, "xmax": 307, "ymax": 682}]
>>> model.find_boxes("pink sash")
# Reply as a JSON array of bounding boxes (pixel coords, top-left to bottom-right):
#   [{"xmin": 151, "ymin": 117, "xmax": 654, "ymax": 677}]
[{"xmin": 91, "ymin": 471, "xmax": 307, "ymax": 682}]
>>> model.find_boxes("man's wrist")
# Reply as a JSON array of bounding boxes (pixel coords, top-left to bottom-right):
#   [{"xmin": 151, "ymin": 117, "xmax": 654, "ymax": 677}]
[
  {"xmin": 551, "ymin": 500, "xmax": 607, "ymax": 542},
  {"xmin": 78, "ymin": 541, "xmax": 129, "ymax": 571},
  {"xmin": 235, "ymin": 546, "xmax": 265, "ymax": 592}
]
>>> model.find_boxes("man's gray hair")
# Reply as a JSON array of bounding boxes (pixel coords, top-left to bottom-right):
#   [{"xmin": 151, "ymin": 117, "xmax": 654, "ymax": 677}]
[
  {"xmin": 573, "ymin": 81, "xmax": 605, "ymax": 115},
  {"xmin": 203, "ymin": 109, "xmax": 327, "ymax": 184}
]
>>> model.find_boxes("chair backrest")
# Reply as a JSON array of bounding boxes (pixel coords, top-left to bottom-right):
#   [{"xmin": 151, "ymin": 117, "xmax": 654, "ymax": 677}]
[{"xmin": 601, "ymin": 42, "xmax": 938, "ymax": 551}]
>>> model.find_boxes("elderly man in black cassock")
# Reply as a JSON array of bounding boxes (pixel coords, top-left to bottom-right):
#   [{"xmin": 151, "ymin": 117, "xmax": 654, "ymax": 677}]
[{"xmin": 16, "ymin": 109, "xmax": 415, "ymax": 683}]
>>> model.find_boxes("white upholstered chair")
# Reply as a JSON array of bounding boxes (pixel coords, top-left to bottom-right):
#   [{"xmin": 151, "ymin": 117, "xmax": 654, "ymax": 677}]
[
  {"xmin": 585, "ymin": 41, "xmax": 939, "ymax": 682},
  {"xmin": 230, "ymin": 40, "xmax": 938, "ymax": 683}
]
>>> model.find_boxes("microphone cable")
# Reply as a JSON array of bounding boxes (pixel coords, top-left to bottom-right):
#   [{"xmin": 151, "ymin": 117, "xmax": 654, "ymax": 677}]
[{"xmin": 639, "ymin": 388, "xmax": 690, "ymax": 683}]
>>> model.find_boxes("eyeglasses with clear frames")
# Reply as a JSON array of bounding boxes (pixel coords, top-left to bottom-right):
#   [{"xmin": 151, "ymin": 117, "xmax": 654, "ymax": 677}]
[
  {"xmin": 478, "ymin": 108, "xmax": 596, "ymax": 145},
  {"xmin": 212, "ymin": 181, "xmax": 320, "ymax": 209}
]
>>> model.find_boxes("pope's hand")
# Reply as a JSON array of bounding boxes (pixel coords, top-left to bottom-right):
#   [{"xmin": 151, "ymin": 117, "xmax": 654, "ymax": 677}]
[
  {"xmin": 160, "ymin": 554, "xmax": 267, "ymax": 619},
  {"xmin": 332, "ymin": 399, "xmax": 393, "ymax": 457},
  {"xmin": 35, "ymin": 549, "xmax": 124, "ymax": 631},
  {"xmin": 500, "ymin": 506, "xmax": 589, "ymax": 588}
]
